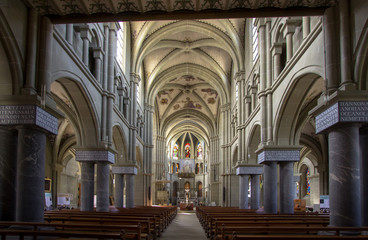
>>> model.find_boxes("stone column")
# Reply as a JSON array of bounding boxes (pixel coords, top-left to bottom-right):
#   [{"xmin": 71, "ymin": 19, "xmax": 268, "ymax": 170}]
[
  {"xmin": 113, "ymin": 166, "xmax": 137, "ymax": 208},
  {"xmin": 93, "ymin": 47, "xmax": 103, "ymax": 83},
  {"xmin": 245, "ymin": 95, "xmax": 251, "ymax": 119},
  {"xmin": 96, "ymin": 162, "xmax": 110, "ymax": 212},
  {"xmin": 302, "ymin": 17, "xmax": 310, "ymax": 39},
  {"xmin": 80, "ymin": 25, "xmax": 91, "ymax": 66},
  {"xmin": 258, "ymin": 19, "xmax": 267, "ymax": 143},
  {"xmin": 271, "ymin": 43, "xmax": 282, "ymax": 80},
  {"xmin": 279, "ymin": 161, "xmax": 294, "ymax": 213},
  {"xmin": 126, "ymin": 174, "xmax": 135, "ymax": 208},
  {"xmin": 237, "ymin": 166, "xmax": 263, "ymax": 210},
  {"xmin": 323, "ymin": 6, "xmax": 339, "ymax": 93},
  {"xmin": 329, "ymin": 124, "xmax": 361, "ymax": 226},
  {"xmin": 80, "ymin": 161, "xmax": 94, "ymax": 211},
  {"xmin": 257, "ymin": 147, "xmax": 300, "ymax": 214},
  {"xmin": 311, "ymin": 98, "xmax": 368, "ymax": 226},
  {"xmin": 66, "ymin": 24, "xmax": 74, "ymax": 44},
  {"xmin": 282, "ymin": 19, "xmax": 297, "ymax": 62},
  {"xmin": 0, "ymin": 127, "xmax": 17, "ymax": 221},
  {"xmin": 262, "ymin": 162, "xmax": 277, "ymax": 213},
  {"xmin": 114, "ymin": 174, "xmax": 125, "ymax": 208},
  {"xmin": 238, "ymin": 174, "xmax": 249, "ymax": 209},
  {"xmin": 250, "ymin": 175, "xmax": 261, "ymax": 210},
  {"xmin": 360, "ymin": 128, "xmax": 368, "ymax": 226},
  {"xmin": 24, "ymin": 9, "xmax": 38, "ymax": 95},
  {"xmin": 77, "ymin": 150, "xmax": 115, "ymax": 212},
  {"xmin": 0, "ymin": 105, "xmax": 58, "ymax": 221},
  {"xmin": 16, "ymin": 127, "xmax": 46, "ymax": 222}
]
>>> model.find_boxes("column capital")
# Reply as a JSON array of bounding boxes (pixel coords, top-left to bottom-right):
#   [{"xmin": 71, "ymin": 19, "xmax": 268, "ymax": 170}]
[
  {"xmin": 309, "ymin": 90, "xmax": 368, "ymax": 133},
  {"xmin": 75, "ymin": 149, "xmax": 115, "ymax": 164},
  {"xmin": 112, "ymin": 165, "xmax": 138, "ymax": 175},
  {"xmin": 79, "ymin": 25, "xmax": 91, "ymax": 41},
  {"xmin": 256, "ymin": 145, "xmax": 301, "ymax": 164},
  {"xmin": 236, "ymin": 164, "xmax": 263, "ymax": 175},
  {"xmin": 282, "ymin": 19, "xmax": 301, "ymax": 37},
  {"xmin": 0, "ymin": 104, "xmax": 58, "ymax": 135},
  {"xmin": 93, "ymin": 47, "xmax": 104, "ymax": 59},
  {"xmin": 271, "ymin": 43, "xmax": 283, "ymax": 56}
]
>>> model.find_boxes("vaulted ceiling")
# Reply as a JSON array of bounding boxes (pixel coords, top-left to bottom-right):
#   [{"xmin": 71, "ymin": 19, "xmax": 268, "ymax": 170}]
[
  {"xmin": 24, "ymin": 0, "xmax": 337, "ymax": 146},
  {"xmin": 131, "ymin": 19, "xmax": 244, "ymax": 143}
]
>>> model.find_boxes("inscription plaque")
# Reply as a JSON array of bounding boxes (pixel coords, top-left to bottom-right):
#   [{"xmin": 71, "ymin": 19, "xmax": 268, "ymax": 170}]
[
  {"xmin": 0, "ymin": 105, "xmax": 58, "ymax": 134},
  {"xmin": 315, "ymin": 101, "xmax": 368, "ymax": 133},
  {"xmin": 257, "ymin": 150, "xmax": 300, "ymax": 164},
  {"xmin": 76, "ymin": 150, "xmax": 115, "ymax": 164}
]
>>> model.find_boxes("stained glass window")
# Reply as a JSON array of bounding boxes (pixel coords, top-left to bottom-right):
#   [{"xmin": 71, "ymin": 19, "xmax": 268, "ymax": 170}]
[
  {"xmin": 306, "ymin": 168, "xmax": 311, "ymax": 195},
  {"xmin": 197, "ymin": 142, "xmax": 203, "ymax": 159},
  {"xmin": 173, "ymin": 143, "xmax": 179, "ymax": 159},
  {"xmin": 185, "ymin": 143, "xmax": 190, "ymax": 158}
]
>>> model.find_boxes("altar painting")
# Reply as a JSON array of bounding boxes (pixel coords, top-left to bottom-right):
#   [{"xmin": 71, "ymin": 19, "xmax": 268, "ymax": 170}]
[{"xmin": 180, "ymin": 159, "xmax": 195, "ymax": 173}]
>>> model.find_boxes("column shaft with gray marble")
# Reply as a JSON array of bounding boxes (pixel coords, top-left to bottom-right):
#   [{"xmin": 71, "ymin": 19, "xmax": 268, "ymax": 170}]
[
  {"xmin": 257, "ymin": 147, "xmax": 300, "ymax": 214},
  {"xmin": 238, "ymin": 174, "xmax": 249, "ymax": 209},
  {"xmin": 279, "ymin": 161, "xmax": 294, "ymax": 213},
  {"xmin": 112, "ymin": 166, "xmax": 137, "ymax": 208},
  {"xmin": 0, "ymin": 104, "xmax": 58, "ymax": 221},
  {"xmin": 360, "ymin": 128, "xmax": 368, "ymax": 226},
  {"xmin": 250, "ymin": 175, "xmax": 260, "ymax": 210},
  {"xmin": 0, "ymin": 127, "xmax": 17, "ymax": 221},
  {"xmin": 16, "ymin": 127, "xmax": 46, "ymax": 222},
  {"xmin": 126, "ymin": 174, "xmax": 135, "ymax": 208},
  {"xmin": 237, "ymin": 166, "xmax": 263, "ymax": 210},
  {"xmin": 77, "ymin": 150, "xmax": 115, "ymax": 212},
  {"xmin": 97, "ymin": 162, "xmax": 110, "ymax": 212},
  {"xmin": 263, "ymin": 162, "xmax": 277, "ymax": 213},
  {"xmin": 114, "ymin": 174, "xmax": 125, "ymax": 208},
  {"xmin": 329, "ymin": 124, "xmax": 361, "ymax": 226},
  {"xmin": 80, "ymin": 162, "xmax": 95, "ymax": 211},
  {"xmin": 311, "ymin": 98, "xmax": 368, "ymax": 226}
]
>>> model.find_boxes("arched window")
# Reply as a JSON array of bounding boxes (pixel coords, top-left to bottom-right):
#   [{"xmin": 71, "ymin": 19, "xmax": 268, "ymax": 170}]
[
  {"xmin": 117, "ymin": 22, "xmax": 126, "ymax": 71},
  {"xmin": 306, "ymin": 168, "xmax": 311, "ymax": 195},
  {"xmin": 185, "ymin": 143, "xmax": 190, "ymax": 158},
  {"xmin": 252, "ymin": 18, "xmax": 259, "ymax": 64},
  {"xmin": 173, "ymin": 143, "xmax": 179, "ymax": 159},
  {"xmin": 197, "ymin": 142, "xmax": 203, "ymax": 159}
]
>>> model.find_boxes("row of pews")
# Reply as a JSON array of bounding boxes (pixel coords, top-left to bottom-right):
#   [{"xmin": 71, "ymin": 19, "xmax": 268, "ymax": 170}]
[
  {"xmin": 0, "ymin": 205, "xmax": 177, "ymax": 239},
  {"xmin": 196, "ymin": 206, "xmax": 368, "ymax": 240}
]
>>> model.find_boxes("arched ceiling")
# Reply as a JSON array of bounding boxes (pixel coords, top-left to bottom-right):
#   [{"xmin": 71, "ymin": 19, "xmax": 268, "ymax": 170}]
[
  {"xmin": 25, "ymin": 0, "xmax": 337, "ymax": 23},
  {"xmin": 141, "ymin": 19, "xmax": 241, "ymax": 141},
  {"xmin": 25, "ymin": 0, "xmax": 337, "ymax": 148}
]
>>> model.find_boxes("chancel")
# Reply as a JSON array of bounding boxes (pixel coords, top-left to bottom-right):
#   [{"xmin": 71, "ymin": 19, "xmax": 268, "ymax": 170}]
[{"xmin": 0, "ymin": 0, "xmax": 368, "ymax": 239}]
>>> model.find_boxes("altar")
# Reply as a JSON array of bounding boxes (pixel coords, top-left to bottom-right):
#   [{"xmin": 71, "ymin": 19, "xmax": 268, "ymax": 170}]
[{"xmin": 180, "ymin": 202, "xmax": 194, "ymax": 210}]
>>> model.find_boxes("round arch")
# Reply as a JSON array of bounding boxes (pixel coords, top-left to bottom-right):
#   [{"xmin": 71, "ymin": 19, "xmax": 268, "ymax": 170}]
[
  {"xmin": 51, "ymin": 74, "xmax": 100, "ymax": 147},
  {"xmin": 273, "ymin": 68, "xmax": 324, "ymax": 145}
]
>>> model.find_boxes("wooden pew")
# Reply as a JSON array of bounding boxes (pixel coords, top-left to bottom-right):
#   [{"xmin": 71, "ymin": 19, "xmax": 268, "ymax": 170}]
[
  {"xmin": 0, "ymin": 221, "xmax": 144, "ymax": 239},
  {"xmin": 0, "ymin": 229, "xmax": 125, "ymax": 240},
  {"xmin": 43, "ymin": 215, "xmax": 154, "ymax": 239},
  {"xmin": 217, "ymin": 225, "xmax": 368, "ymax": 240}
]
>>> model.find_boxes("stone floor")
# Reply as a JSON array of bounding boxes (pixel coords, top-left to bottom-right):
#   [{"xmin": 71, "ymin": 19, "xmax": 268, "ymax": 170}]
[{"xmin": 160, "ymin": 209, "xmax": 207, "ymax": 240}]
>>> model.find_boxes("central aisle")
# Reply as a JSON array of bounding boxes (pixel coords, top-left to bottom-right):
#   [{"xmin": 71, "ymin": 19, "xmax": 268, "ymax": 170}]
[{"xmin": 160, "ymin": 210, "xmax": 207, "ymax": 240}]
